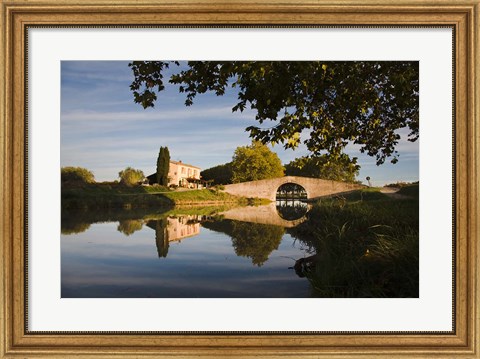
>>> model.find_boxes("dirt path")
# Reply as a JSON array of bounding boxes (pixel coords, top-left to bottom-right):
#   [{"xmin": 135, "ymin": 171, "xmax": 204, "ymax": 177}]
[{"xmin": 380, "ymin": 187, "xmax": 411, "ymax": 199}]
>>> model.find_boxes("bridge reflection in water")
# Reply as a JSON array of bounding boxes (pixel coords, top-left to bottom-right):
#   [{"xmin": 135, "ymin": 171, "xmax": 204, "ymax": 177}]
[
  {"xmin": 220, "ymin": 202, "xmax": 309, "ymax": 228},
  {"xmin": 276, "ymin": 199, "xmax": 309, "ymax": 221},
  {"xmin": 275, "ymin": 183, "xmax": 309, "ymax": 221}
]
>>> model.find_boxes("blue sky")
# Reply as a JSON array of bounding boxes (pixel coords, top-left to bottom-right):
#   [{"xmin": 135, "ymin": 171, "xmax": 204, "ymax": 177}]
[{"xmin": 61, "ymin": 61, "xmax": 419, "ymax": 186}]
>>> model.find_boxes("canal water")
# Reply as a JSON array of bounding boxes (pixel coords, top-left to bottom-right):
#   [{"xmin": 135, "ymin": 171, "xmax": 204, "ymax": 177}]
[{"xmin": 61, "ymin": 201, "xmax": 315, "ymax": 298}]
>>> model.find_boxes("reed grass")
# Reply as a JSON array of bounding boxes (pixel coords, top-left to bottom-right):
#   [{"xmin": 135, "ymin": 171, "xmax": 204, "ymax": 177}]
[{"xmin": 289, "ymin": 184, "xmax": 419, "ymax": 297}]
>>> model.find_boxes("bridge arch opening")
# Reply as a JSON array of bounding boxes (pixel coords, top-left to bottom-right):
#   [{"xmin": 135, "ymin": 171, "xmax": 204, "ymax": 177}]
[{"xmin": 275, "ymin": 183, "xmax": 308, "ymax": 221}]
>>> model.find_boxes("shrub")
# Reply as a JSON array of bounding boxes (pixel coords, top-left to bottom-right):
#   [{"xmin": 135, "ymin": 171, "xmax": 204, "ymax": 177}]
[
  {"xmin": 119, "ymin": 167, "xmax": 145, "ymax": 186},
  {"xmin": 61, "ymin": 167, "xmax": 95, "ymax": 184}
]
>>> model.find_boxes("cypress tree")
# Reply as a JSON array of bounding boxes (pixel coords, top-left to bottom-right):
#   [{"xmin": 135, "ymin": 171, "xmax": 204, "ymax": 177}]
[{"xmin": 156, "ymin": 146, "xmax": 170, "ymax": 186}]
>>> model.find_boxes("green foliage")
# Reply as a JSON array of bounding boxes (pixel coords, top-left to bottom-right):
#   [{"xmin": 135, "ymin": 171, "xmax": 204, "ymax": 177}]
[
  {"xmin": 156, "ymin": 146, "xmax": 170, "ymax": 186},
  {"xmin": 118, "ymin": 167, "xmax": 145, "ymax": 186},
  {"xmin": 61, "ymin": 182, "xmax": 174, "ymax": 210},
  {"xmin": 129, "ymin": 61, "xmax": 419, "ymax": 165},
  {"xmin": 285, "ymin": 154, "xmax": 360, "ymax": 182},
  {"xmin": 142, "ymin": 184, "xmax": 170, "ymax": 193},
  {"xmin": 129, "ymin": 61, "xmax": 179, "ymax": 109},
  {"xmin": 200, "ymin": 162, "xmax": 233, "ymax": 185},
  {"xmin": 61, "ymin": 180, "xmax": 252, "ymax": 210},
  {"xmin": 61, "ymin": 166, "xmax": 95, "ymax": 184},
  {"xmin": 231, "ymin": 141, "xmax": 284, "ymax": 183},
  {"xmin": 163, "ymin": 189, "xmax": 243, "ymax": 204}
]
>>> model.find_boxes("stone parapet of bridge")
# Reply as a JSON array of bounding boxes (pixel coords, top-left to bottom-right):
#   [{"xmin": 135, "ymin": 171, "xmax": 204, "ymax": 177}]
[{"xmin": 223, "ymin": 176, "xmax": 364, "ymax": 201}]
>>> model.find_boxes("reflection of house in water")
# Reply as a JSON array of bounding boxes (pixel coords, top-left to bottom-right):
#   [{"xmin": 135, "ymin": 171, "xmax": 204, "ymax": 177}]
[
  {"xmin": 146, "ymin": 216, "xmax": 202, "ymax": 258},
  {"xmin": 166, "ymin": 216, "xmax": 200, "ymax": 242}
]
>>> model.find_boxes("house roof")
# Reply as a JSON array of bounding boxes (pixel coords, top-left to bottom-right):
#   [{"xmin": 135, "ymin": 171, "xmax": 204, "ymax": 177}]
[{"xmin": 169, "ymin": 160, "xmax": 201, "ymax": 169}]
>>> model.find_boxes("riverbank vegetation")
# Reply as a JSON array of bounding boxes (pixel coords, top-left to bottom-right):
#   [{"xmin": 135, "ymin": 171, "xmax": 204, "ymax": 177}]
[
  {"xmin": 289, "ymin": 184, "xmax": 419, "ymax": 297},
  {"xmin": 61, "ymin": 181, "xmax": 248, "ymax": 210}
]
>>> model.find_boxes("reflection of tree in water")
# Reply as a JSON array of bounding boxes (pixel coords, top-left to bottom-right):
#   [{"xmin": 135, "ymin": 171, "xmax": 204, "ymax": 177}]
[
  {"xmin": 232, "ymin": 222, "xmax": 284, "ymax": 266},
  {"xmin": 202, "ymin": 220, "xmax": 284, "ymax": 266},
  {"xmin": 61, "ymin": 221, "xmax": 91, "ymax": 235},
  {"xmin": 61, "ymin": 207, "xmax": 170, "ymax": 235},
  {"xmin": 117, "ymin": 219, "xmax": 144, "ymax": 236},
  {"xmin": 146, "ymin": 219, "xmax": 169, "ymax": 258}
]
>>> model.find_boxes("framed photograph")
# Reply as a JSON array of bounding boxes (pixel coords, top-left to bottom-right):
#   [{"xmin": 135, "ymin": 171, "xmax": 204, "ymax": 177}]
[{"xmin": 1, "ymin": 0, "xmax": 478, "ymax": 357}]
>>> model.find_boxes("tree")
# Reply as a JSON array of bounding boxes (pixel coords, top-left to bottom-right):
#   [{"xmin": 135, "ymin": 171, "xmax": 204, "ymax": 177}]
[
  {"xmin": 156, "ymin": 146, "xmax": 170, "ymax": 186},
  {"xmin": 285, "ymin": 154, "xmax": 360, "ymax": 183},
  {"xmin": 231, "ymin": 141, "xmax": 284, "ymax": 183},
  {"xmin": 129, "ymin": 61, "xmax": 418, "ymax": 165},
  {"xmin": 61, "ymin": 166, "xmax": 95, "ymax": 184},
  {"xmin": 200, "ymin": 162, "xmax": 233, "ymax": 185},
  {"xmin": 118, "ymin": 167, "xmax": 145, "ymax": 186}
]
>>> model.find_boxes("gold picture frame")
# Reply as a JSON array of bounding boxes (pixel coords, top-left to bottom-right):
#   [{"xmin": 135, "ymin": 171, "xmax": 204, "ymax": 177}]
[{"xmin": 1, "ymin": 0, "xmax": 478, "ymax": 357}]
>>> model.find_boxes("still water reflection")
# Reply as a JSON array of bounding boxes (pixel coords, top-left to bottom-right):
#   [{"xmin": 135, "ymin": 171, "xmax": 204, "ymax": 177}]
[
  {"xmin": 61, "ymin": 202, "xmax": 313, "ymax": 298},
  {"xmin": 276, "ymin": 199, "xmax": 309, "ymax": 221}
]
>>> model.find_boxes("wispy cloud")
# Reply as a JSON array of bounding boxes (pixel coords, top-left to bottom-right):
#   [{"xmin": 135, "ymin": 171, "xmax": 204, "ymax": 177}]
[{"xmin": 62, "ymin": 106, "xmax": 252, "ymax": 123}]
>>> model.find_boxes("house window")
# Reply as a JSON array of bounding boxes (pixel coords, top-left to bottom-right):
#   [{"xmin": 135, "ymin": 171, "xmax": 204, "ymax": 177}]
[{"xmin": 181, "ymin": 167, "xmax": 185, "ymax": 174}]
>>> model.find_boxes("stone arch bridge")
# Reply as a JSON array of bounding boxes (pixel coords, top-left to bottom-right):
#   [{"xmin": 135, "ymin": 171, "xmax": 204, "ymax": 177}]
[{"xmin": 223, "ymin": 176, "xmax": 363, "ymax": 201}]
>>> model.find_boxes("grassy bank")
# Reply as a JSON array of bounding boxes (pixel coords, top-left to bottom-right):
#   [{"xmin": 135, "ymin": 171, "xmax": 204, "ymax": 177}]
[
  {"xmin": 162, "ymin": 188, "xmax": 254, "ymax": 205},
  {"xmin": 397, "ymin": 184, "xmax": 419, "ymax": 198},
  {"xmin": 61, "ymin": 182, "xmax": 251, "ymax": 210},
  {"xmin": 289, "ymin": 184, "xmax": 419, "ymax": 297}
]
